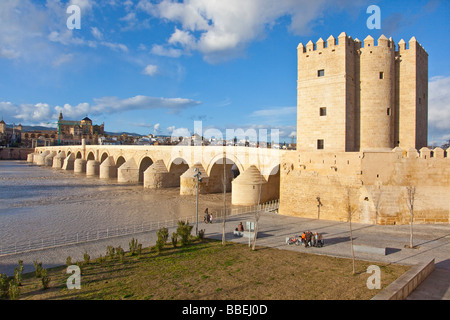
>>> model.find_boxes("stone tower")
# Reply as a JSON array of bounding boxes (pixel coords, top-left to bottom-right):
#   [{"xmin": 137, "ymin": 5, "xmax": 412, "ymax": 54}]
[{"xmin": 296, "ymin": 33, "xmax": 428, "ymax": 152}]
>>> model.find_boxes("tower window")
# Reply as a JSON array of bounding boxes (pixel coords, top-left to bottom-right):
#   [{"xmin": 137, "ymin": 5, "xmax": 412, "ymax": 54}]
[
  {"xmin": 317, "ymin": 69, "xmax": 325, "ymax": 77},
  {"xmin": 379, "ymin": 72, "xmax": 384, "ymax": 79},
  {"xmin": 317, "ymin": 139, "xmax": 324, "ymax": 150},
  {"xmin": 387, "ymin": 108, "xmax": 390, "ymax": 116},
  {"xmin": 320, "ymin": 107, "xmax": 327, "ymax": 116}
]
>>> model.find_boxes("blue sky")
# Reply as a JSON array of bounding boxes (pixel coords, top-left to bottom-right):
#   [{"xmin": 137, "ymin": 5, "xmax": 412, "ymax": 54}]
[{"xmin": 0, "ymin": 0, "xmax": 449, "ymax": 145}]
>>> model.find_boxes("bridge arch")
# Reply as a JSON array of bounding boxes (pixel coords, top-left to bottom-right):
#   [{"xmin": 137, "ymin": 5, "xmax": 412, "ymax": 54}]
[
  {"xmin": 167, "ymin": 157, "xmax": 189, "ymax": 187},
  {"xmin": 76, "ymin": 151, "xmax": 82, "ymax": 159},
  {"xmin": 138, "ymin": 156, "xmax": 154, "ymax": 183},
  {"xmin": 87, "ymin": 151, "xmax": 95, "ymax": 161},
  {"xmin": 207, "ymin": 156, "xmax": 242, "ymax": 193},
  {"xmin": 100, "ymin": 152, "xmax": 109, "ymax": 164},
  {"xmin": 116, "ymin": 156, "xmax": 126, "ymax": 168}
]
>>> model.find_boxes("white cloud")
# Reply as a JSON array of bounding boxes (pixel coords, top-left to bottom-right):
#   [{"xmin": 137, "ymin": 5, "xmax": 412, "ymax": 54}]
[
  {"xmin": 91, "ymin": 27, "xmax": 103, "ymax": 40},
  {"xmin": 150, "ymin": 44, "xmax": 183, "ymax": 58},
  {"xmin": 428, "ymin": 76, "xmax": 450, "ymax": 131},
  {"xmin": 142, "ymin": 0, "xmax": 345, "ymax": 62},
  {"xmin": 0, "ymin": 95, "xmax": 201, "ymax": 126},
  {"xmin": 52, "ymin": 53, "xmax": 74, "ymax": 67},
  {"xmin": 143, "ymin": 64, "xmax": 158, "ymax": 76},
  {"xmin": 428, "ymin": 75, "xmax": 450, "ymax": 146},
  {"xmin": 153, "ymin": 123, "xmax": 160, "ymax": 135},
  {"xmin": 250, "ymin": 106, "xmax": 297, "ymax": 118}
]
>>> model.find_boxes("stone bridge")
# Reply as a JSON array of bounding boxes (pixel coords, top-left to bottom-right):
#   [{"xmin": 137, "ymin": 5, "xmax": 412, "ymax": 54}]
[{"xmin": 30, "ymin": 144, "xmax": 284, "ymax": 206}]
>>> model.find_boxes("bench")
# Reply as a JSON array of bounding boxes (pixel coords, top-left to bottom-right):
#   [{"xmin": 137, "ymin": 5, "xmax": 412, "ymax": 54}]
[
  {"xmin": 233, "ymin": 230, "xmax": 255, "ymax": 238},
  {"xmin": 353, "ymin": 245, "xmax": 386, "ymax": 255}
]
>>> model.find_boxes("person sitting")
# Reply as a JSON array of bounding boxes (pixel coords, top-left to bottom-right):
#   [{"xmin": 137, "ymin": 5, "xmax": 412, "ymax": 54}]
[
  {"xmin": 305, "ymin": 231, "xmax": 312, "ymax": 247},
  {"xmin": 316, "ymin": 233, "xmax": 324, "ymax": 247},
  {"xmin": 301, "ymin": 232, "xmax": 306, "ymax": 246},
  {"xmin": 238, "ymin": 222, "xmax": 244, "ymax": 232},
  {"xmin": 312, "ymin": 232, "xmax": 318, "ymax": 247}
]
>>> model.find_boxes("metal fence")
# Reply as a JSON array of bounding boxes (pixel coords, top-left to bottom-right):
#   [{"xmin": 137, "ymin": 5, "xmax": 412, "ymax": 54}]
[{"xmin": 0, "ymin": 200, "xmax": 279, "ymax": 257}]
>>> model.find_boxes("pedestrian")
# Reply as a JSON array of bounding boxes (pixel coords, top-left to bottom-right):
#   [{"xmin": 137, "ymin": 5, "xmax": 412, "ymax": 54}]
[
  {"xmin": 209, "ymin": 213, "xmax": 213, "ymax": 223},
  {"xmin": 305, "ymin": 230, "xmax": 312, "ymax": 247}
]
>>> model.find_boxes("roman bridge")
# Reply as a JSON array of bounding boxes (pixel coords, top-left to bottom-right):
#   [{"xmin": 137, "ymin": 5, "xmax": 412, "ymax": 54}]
[{"xmin": 30, "ymin": 144, "xmax": 284, "ymax": 206}]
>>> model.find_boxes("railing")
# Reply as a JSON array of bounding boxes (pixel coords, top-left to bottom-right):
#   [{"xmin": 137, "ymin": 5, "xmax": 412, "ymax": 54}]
[{"xmin": 0, "ymin": 200, "xmax": 279, "ymax": 257}]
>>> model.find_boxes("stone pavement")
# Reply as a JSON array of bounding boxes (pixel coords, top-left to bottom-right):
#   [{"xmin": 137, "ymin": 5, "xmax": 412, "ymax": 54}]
[{"xmin": 0, "ymin": 211, "xmax": 448, "ymax": 299}]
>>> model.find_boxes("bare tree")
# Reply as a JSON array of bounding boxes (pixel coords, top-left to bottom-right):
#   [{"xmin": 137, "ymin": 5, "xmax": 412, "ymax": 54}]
[
  {"xmin": 251, "ymin": 171, "xmax": 263, "ymax": 251},
  {"xmin": 346, "ymin": 188, "xmax": 358, "ymax": 275},
  {"xmin": 406, "ymin": 186, "xmax": 416, "ymax": 249},
  {"xmin": 222, "ymin": 152, "xmax": 227, "ymax": 246},
  {"xmin": 316, "ymin": 196, "xmax": 323, "ymax": 220}
]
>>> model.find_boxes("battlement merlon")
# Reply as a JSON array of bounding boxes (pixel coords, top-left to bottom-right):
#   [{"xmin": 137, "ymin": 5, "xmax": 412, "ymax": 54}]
[{"xmin": 298, "ymin": 34, "xmax": 427, "ymax": 55}]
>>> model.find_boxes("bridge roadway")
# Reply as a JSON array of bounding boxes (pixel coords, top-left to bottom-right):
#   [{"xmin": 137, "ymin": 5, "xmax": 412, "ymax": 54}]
[{"xmin": 31, "ymin": 144, "xmax": 284, "ymax": 206}]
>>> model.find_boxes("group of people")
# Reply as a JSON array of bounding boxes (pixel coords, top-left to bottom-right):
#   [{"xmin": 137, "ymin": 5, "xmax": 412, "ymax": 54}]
[
  {"xmin": 203, "ymin": 208, "xmax": 213, "ymax": 224},
  {"xmin": 295, "ymin": 231, "xmax": 324, "ymax": 247}
]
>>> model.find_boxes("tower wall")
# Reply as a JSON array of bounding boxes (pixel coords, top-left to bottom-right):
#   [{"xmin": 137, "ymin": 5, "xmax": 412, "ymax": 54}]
[
  {"xmin": 397, "ymin": 38, "xmax": 428, "ymax": 150},
  {"xmin": 359, "ymin": 36, "xmax": 395, "ymax": 150},
  {"xmin": 297, "ymin": 33, "xmax": 356, "ymax": 152}
]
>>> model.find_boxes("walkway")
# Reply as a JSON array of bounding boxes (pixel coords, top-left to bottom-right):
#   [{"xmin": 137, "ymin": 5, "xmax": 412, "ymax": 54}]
[{"xmin": 0, "ymin": 211, "xmax": 448, "ymax": 299}]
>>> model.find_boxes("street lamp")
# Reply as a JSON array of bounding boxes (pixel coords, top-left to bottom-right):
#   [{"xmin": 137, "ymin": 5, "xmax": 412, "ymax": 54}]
[{"xmin": 194, "ymin": 167, "xmax": 202, "ymax": 236}]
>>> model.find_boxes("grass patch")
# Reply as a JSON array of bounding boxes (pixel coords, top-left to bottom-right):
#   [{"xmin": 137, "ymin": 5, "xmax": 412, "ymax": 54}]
[{"xmin": 11, "ymin": 239, "xmax": 409, "ymax": 300}]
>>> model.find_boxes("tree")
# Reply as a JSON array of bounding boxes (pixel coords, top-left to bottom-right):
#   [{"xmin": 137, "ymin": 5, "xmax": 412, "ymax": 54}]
[
  {"xmin": 346, "ymin": 188, "xmax": 358, "ymax": 275},
  {"xmin": 251, "ymin": 172, "xmax": 263, "ymax": 251},
  {"xmin": 222, "ymin": 152, "xmax": 227, "ymax": 246},
  {"xmin": 406, "ymin": 186, "xmax": 416, "ymax": 249}
]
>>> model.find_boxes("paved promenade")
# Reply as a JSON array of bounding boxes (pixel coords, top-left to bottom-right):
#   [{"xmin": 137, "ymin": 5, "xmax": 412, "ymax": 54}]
[{"xmin": 0, "ymin": 211, "xmax": 448, "ymax": 299}]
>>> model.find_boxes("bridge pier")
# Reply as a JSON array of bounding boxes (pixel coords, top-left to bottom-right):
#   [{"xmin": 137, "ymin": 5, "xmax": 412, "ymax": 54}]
[
  {"xmin": 35, "ymin": 151, "xmax": 49, "ymax": 166},
  {"xmin": 62, "ymin": 153, "xmax": 75, "ymax": 171},
  {"xmin": 143, "ymin": 160, "xmax": 170, "ymax": 188},
  {"xmin": 117, "ymin": 158, "xmax": 139, "ymax": 183},
  {"xmin": 74, "ymin": 158, "xmax": 87, "ymax": 173},
  {"xmin": 52, "ymin": 152, "xmax": 65, "ymax": 169},
  {"xmin": 86, "ymin": 160, "xmax": 100, "ymax": 176},
  {"xmin": 44, "ymin": 152, "xmax": 56, "ymax": 167},
  {"xmin": 231, "ymin": 165, "xmax": 267, "ymax": 206},
  {"xmin": 180, "ymin": 163, "xmax": 209, "ymax": 195},
  {"xmin": 99, "ymin": 156, "xmax": 117, "ymax": 179}
]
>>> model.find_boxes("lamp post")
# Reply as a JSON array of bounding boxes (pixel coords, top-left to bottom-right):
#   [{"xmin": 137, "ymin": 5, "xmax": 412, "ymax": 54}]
[{"xmin": 194, "ymin": 167, "xmax": 202, "ymax": 236}]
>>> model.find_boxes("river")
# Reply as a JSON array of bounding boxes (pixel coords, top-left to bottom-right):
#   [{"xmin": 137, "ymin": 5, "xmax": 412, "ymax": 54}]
[{"xmin": 0, "ymin": 161, "xmax": 233, "ymax": 245}]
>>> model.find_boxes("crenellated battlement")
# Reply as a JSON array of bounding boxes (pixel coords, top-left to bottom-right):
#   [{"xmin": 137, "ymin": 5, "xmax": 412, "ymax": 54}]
[{"xmin": 298, "ymin": 33, "xmax": 427, "ymax": 55}]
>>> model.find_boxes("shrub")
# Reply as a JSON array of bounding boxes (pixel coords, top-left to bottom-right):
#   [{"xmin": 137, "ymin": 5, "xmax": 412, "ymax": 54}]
[
  {"xmin": 98, "ymin": 255, "xmax": 106, "ymax": 265},
  {"xmin": 171, "ymin": 232, "xmax": 178, "ymax": 248},
  {"xmin": 177, "ymin": 221, "xmax": 193, "ymax": 246},
  {"xmin": 129, "ymin": 238, "xmax": 138, "ymax": 256},
  {"xmin": 83, "ymin": 251, "xmax": 90, "ymax": 265},
  {"xmin": 155, "ymin": 227, "xmax": 169, "ymax": 254},
  {"xmin": 14, "ymin": 268, "xmax": 22, "ymax": 287},
  {"xmin": 17, "ymin": 260, "xmax": 23, "ymax": 284},
  {"xmin": 116, "ymin": 246, "xmax": 125, "ymax": 262},
  {"xmin": 0, "ymin": 274, "xmax": 10, "ymax": 299},
  {"xmin": 33, "ymin": 260, "xmax": 43, "ymax": 278},
  {"xmin": 107, "ymin": 246, "xmax": 115, "ymax": 259},
  {"xmin": 137, "ymin": 244, "xmax": 142, "ymax": 257},
  {"xmin": 66, "ymin": 256, "xmax": 72, "ymax": 267},
  {"xmin": 157, "ymin": 227, "xmax": 169, "ymax": 243},
  {"xmin": 8, "ymin": 281, "xmax": 20, "ymax": 300},
  {"xmin": 198, "ymin": 229, "xmax": 205, "ymax": 241},
  {"xmin": 41, "ymin": 269, "xmax": 50, "ymax": 290}
]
